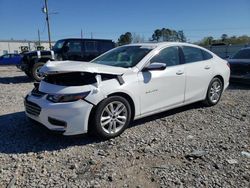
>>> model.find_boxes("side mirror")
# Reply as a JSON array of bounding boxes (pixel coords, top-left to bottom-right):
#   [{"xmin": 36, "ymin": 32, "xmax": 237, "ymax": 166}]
[{"xmin": 143, "ymin": 62, "xmax": 167, "ymax": 71}]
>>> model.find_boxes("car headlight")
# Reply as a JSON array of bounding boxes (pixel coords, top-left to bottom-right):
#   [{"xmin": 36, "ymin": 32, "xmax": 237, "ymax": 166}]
[{"xmin": 47, "ymin": 91, "xmax": 90, "ymax": 103}]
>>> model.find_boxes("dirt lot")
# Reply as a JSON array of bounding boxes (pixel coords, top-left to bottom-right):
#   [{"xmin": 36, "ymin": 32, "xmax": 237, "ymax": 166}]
[{"xmin": 0, "ymin": 66, "xmax": 249, "ymax": 188}]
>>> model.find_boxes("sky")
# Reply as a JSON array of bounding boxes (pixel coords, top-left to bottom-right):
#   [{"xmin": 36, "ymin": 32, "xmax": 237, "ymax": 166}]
[{"xmin": 0, "ymin": 0, "xmax": 250, "ymax": 42}]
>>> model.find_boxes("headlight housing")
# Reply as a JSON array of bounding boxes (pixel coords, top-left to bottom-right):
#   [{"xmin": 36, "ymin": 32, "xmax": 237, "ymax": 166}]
[{"xmin": 47, "ymin": 91, "xmax": 90, "ymax": 103}]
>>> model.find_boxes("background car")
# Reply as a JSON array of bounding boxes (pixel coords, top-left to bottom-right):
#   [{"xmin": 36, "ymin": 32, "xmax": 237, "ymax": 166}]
[
  {"xmin": 228, "ymin": 47, "xmax": 250, "ymax": 83},
  {"xmin": 19, "ymin": 38, "xmax": 115, "ymax": 81},
  {"xmin": 0, "ymin": 53, "xmax": 22, "ymax": 65},
  {"xmin": 25, "ymin": 42, "xmax": 230, "ymax": 139}
]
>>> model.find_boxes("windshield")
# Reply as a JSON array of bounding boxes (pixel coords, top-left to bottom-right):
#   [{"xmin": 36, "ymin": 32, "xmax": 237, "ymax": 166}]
[
  {"xmin": 52, "ymin": 40, "xmax": 65, "ymax": 51},
  {"xmin": 231, "ymin": 49, "xmax": 250, "ymax": 59},
  {"xmin": 91, "ymin": 46, "xmax": 153, "ymax": 68}
]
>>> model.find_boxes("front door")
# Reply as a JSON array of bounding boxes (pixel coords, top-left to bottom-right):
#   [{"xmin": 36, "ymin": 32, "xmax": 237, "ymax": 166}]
[{"xmin": 138, "ymin": 46, "xmax": 186, "ymax": 116}]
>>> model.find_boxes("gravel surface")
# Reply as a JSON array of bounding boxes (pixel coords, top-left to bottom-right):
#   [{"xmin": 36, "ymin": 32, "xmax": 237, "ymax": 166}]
[{"xmin": 0, "ymin": 66, "xmax": 249, "ymax": 188}]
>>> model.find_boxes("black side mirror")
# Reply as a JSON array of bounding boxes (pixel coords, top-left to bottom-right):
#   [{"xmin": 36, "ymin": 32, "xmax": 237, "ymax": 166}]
[{"xmin": 143, "ymin": 62, "xmax": 167, "ymax": 71}]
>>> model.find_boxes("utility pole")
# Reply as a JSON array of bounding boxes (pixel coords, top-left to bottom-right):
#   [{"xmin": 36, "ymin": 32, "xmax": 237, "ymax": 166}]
[
  {"xmin": 44, "ymin": 0, "xmax": 52, "ymax": 49},
  {"xmin": 81, "ymin": 29, "xmax": 83, "ymax": 39},
  {"xmin": 38, "ymin": 29, "xmax": 41, "ymax": 46},
  {"xmin": 91, "ymin": 32, "xmax": 93, "ymax": 39}
]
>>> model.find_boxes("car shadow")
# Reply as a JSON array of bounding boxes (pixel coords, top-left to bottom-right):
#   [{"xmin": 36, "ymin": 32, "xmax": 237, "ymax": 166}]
[
  {"xmin": 0, "ymin": 112, "xmax": 101, "ymax": 154},
  {"xmin": 0, "ymin": 103, "xmax": 203, "ymax": 154},
  {"xmin": 0, "ymin": 76, "xmax": 33, "ymax": 84},
  {"xmin": 131, "ymin": 102, "xmax": 203, "ymax": 128}
]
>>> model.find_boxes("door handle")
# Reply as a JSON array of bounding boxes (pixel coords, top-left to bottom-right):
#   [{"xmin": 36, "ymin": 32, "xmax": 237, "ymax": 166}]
[
  {"xmin": 176, "ymin": 70, "xmax": 184, "ymax": 75},
  {"xmin": 204, "ymin": 65, "xmax": 211, "ymax": 70}
]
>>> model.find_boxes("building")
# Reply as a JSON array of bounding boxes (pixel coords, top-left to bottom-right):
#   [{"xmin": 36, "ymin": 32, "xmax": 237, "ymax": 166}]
[{"xmin": 0, "ymin": 39, "xmax": 55, "ymax": 56}]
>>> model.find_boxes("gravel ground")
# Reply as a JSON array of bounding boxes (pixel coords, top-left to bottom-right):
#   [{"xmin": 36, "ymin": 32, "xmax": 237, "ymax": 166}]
[{"xmin": 0, "ymin": 66, "xmax": 249, "ymax": 188}]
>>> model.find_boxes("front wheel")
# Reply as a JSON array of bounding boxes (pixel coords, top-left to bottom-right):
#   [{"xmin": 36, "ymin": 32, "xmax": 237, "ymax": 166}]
[
  {"xmin": 32, "ymin": 63, "xmax": 44, "ymax": 81},
  {"xmin": 204, "ymin": 77, "xmax": 223, "ymax": 106},
  {"xmin": 92, "ymin": 96, "xmax": 132, "ymax": 139}
]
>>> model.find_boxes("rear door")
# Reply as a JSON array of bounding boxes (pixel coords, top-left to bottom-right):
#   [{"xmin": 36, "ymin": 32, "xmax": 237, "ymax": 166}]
[{"xmin": 181, "ymin": 46, "xmax": 214, "ymax": 103}]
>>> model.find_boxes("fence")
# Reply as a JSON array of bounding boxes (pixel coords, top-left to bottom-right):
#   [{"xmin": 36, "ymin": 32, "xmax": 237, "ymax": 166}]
[{"xmin": 204, "ymin": 44, "xmax": 250, "ymax": 59}]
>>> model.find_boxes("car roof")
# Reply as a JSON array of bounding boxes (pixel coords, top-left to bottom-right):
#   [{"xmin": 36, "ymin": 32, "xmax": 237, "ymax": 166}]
[{"xmin": 124, "ymin": 42, "xmax": 203, "ymax": 49}]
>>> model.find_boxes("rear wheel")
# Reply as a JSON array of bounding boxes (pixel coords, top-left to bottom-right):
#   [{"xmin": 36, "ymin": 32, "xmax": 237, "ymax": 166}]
[
  {"xmin": 92, "ymin": 96, "xmax": 131, "ymax": 139},
  {"xmin": 32, "ymin": 63, "xmax": 44, "ymax": 81},
  {"xmin": 204, "ymin": 77, "xmax": 223, "ymax": 106}
]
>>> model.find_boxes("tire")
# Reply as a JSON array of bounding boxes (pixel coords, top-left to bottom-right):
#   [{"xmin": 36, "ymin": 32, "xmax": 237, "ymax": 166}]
[
  {"xmin": 91, "ymin": 96, "xmax": 132, "ymax": 139},
  {"xmin": 32, "ymin": 63, "xmax": 44, "ymax": 81},
  {"xmin": 204, "ymin": 77, "xmax": 223, "ymax": 106}
]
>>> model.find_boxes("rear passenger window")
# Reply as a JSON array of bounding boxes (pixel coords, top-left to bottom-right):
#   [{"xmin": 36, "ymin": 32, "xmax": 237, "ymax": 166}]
[
  {"xmin": 202, "ymin": 50, "xmax": 213, "ymax": 60},
  {"xmin": 182, "ymin": 46, "xmax": 203, "ymax": 63},
  {"xmin": 85, "ymin": 41, "xmax": 97, "ymax": 53},
  {"xmin": 150, "ymin": 46, "xmax": 180, "ymax": 67},
  {"xmin": 66, "ymin": 41, "xmax": 82, "ymax": 53}
]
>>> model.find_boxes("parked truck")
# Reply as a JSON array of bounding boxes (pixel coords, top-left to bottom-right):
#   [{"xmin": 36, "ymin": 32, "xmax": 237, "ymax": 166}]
[{"xmin": 19, "ymin": 38, "xmax": 115, "ymax": 81}]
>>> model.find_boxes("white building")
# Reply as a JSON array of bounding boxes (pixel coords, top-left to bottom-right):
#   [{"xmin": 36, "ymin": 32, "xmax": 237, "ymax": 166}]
[{"xmin": 0, "ymin": 39, "xmax": 55, "ymax": 56}]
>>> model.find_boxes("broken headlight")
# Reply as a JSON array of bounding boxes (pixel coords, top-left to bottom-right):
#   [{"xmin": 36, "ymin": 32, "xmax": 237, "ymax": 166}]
[{"xmin": 47, "ymin": 91, "xmax": 90, "ymax": 103}]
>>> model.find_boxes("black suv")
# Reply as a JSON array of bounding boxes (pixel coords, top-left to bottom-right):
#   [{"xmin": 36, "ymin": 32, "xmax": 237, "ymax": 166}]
[{"xmin": 19, "ymin": 38, "xmax": 115, "ymax": 81}]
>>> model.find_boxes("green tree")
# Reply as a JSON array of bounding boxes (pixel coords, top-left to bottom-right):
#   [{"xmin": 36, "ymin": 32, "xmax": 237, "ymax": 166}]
[
  {"xmin": 221, "ymin": 34, "xmax": 228, "ymax": 42},
  {"xmin": 118, "ymin": 32, "xmax": 133, "ymax": 46},
  {"xmin": 199, "ymin": 36, "xmax": 214, "ymax": 46},
  {"xmin": 152, "ymin": 29, "xmax": 161, "ymax": 41},
  {"xmin": 152, "ymin": 28, "xmax": 186, "ymax": 42}
]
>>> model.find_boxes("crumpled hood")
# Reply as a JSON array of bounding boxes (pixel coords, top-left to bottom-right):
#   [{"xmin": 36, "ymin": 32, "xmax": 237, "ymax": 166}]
[{"xmin": 39, "ymin": 60, "xmax": 128, "ymax": 75}]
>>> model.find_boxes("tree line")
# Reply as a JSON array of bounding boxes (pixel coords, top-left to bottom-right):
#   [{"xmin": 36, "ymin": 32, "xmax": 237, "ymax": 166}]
[
  {"xmin": 117, "ymin": 29, "xmax": 250, "ymax": 47},
  {"xmin": 117, "ymin": 28, "xmax": 186, "ymax": 46},
  {"xmin": 197, "ymin": 34, "xmax": 250, "ymax": 46}
]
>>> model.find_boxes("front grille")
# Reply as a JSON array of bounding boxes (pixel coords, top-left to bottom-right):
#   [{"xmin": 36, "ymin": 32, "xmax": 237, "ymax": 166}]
[{"xmin": 25, "ymin": 99, "xmax": 41, "ymax": 116}]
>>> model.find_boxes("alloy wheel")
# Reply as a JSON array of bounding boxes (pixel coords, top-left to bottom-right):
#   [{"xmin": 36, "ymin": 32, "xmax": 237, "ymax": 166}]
[
  {"xmin": 100, "ymin": 101, "xmax": 128, "ymax": 134},
  {"xmin": 209, "ymin": 80, "xmax": 222, "ymax": 103}
]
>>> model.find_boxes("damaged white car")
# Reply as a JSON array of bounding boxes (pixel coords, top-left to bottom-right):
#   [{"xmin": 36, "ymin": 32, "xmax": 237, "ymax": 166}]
[{"xmin": 24, "ymin": 43, "xmax": 230, "ymax": 138}]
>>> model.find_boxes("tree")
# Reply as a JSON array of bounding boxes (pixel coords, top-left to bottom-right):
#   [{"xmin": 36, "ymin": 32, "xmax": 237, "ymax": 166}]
[
  {"xmin": 152, "ymin": 29, "xmax": 161, "ymax": 41},
  {"xmin": 198, "ymin": 36, "xmax": 214, "ymax": 46},
  {"xmin": 198, "ymin": 35, "xmax": 250, "ymax": 46},
  {"xmin": 151, "ymin": 28, "xmax": 186, "ymax": 42},
  {"xmin": 118, "ymin": 32, "xmax": 133, "ymax": 46},
  {"xmin": 221, "ymin": 34, "xmax": 228, "ymax": 42},
  {"xmin": 177, "ymin": 30, "xmax": 186, "ymax": 42}
]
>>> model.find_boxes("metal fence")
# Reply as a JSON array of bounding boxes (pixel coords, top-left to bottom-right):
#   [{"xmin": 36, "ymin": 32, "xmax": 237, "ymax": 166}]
[{"xmin": 204, "ymin": 44, "xmax": 250, "ymax": 59}]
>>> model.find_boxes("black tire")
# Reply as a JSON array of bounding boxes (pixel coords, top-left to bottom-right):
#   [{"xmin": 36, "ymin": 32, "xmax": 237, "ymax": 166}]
[
  {"xmin": 32, "ymin": 63, "xmax": 44, "ymax": 81},
  {"xmin": 204, "ymin": 77, "xmax": 223, "ymax": 106},
  {"xmin": 91, "ymin": 96, "xmax": 132, "ymax": 139}
]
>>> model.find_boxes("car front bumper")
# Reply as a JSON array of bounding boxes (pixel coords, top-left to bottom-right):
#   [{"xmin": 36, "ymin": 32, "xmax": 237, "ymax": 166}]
[{"xmin": 24, "ymin": 94, "xmax": 94, "ymax": 135}]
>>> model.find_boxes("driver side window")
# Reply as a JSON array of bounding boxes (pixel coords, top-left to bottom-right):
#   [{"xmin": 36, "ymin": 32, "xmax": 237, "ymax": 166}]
[{"xmin": 150, "ymin": 46, "xmax": 180, "ymax": 67}]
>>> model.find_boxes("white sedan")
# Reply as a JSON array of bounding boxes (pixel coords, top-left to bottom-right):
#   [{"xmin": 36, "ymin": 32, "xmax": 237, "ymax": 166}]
[{"xmin": 24, "ymin": 42, "xmax": 230, "ymax": 138}]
